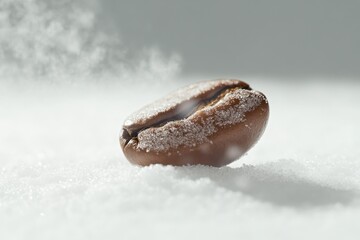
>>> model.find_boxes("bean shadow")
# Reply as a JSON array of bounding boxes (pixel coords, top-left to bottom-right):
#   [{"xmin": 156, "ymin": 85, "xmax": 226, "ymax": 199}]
[{"xmin": 172, "ymin": 160, "xmax": 357, "ymax": 208}]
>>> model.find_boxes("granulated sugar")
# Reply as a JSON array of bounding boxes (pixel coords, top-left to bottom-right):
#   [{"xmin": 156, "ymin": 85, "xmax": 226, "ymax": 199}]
[{"xmin": 1, "ymin": 79, "xmax": 360, "ymax": 240}]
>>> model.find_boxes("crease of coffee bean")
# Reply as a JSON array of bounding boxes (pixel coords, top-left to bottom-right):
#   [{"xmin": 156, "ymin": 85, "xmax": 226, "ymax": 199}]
[{"xmin": 122, "ymin": 85, "xmax": 252, "ymax": 147}]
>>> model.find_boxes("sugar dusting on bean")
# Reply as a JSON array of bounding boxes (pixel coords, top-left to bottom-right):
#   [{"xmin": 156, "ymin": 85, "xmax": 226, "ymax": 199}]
[
  {"xmin": 125, "ymin": 80, "xmax": 245, "ymax": 127},
  {"xmin": 136, "ymin": 89, "xmax": 266, "ymax": 152}
]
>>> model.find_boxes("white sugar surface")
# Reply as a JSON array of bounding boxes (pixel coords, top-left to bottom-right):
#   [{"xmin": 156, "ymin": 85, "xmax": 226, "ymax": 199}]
[{"xmin": 1, "ymin": 79, "xmax": 360, "ymax": 240}]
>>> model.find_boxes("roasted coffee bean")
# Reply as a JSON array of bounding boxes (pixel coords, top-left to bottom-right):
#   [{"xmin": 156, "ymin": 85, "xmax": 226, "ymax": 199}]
[{"xmin": 120, "ymin": 79, "xmax": 269, "ymax": 167}]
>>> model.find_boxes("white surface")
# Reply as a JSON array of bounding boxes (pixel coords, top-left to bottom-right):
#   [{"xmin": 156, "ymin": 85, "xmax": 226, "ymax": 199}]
[{"xmin": 1, "ymin": 79, "xmax": 360, "ymax": 240}]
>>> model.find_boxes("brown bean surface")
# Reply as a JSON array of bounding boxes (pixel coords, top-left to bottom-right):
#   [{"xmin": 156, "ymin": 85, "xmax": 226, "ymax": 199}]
[{"xmin": 120, "ymin": 79, "xmax": 269, "ymax": 167}]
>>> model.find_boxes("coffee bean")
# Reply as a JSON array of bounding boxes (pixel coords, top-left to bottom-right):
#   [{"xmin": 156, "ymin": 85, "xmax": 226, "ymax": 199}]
[{"xmin": 120, "ymin": 79, "xmax": 269, "ymax": 167}]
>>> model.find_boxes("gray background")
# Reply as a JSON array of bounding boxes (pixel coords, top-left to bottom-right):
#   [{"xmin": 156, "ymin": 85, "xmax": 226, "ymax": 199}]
[{"xmin": 99, "ymin": 0, "xmax": 360, "ymax": 78}]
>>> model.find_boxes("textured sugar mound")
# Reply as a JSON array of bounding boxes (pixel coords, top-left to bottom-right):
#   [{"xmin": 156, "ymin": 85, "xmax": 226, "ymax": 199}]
[{"xmin": 1, "ymin": 79, "xmax": 360, "ymax": 240}]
